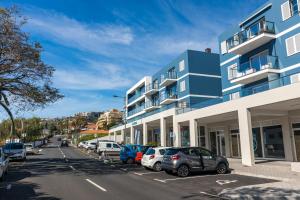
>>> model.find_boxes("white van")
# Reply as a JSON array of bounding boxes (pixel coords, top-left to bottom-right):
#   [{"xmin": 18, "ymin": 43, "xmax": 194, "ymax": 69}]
[{"xmin": 96, "ymin": 141, "xmax": 121, "ymax": 155}]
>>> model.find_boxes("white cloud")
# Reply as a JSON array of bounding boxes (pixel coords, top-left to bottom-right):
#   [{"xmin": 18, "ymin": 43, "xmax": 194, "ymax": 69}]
[{"xmin": 25, "ymin": 8, "xmax": 134, "ymax": 56}]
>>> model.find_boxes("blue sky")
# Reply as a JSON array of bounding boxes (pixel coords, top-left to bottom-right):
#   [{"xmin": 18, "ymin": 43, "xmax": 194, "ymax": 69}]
[{"xmin": 0, "ymin": 0, "xmax": 267, "ymax": 119}]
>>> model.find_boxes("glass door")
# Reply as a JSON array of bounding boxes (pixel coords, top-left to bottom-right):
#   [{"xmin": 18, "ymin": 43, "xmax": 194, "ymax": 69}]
[
  {"xmin": 210, "ymin": 132, "xmax": 217, "ymax": 155},
  {"xmin": 294, "ymin": 130, "xmax": 300, "ymax": 162},
  {"xmin": 230, "ymin": 129, "xmax": 241, "ymax": 157},
  {"xmin": 217, "ymin": 132, "xmax": 226, "ymax": 157}
]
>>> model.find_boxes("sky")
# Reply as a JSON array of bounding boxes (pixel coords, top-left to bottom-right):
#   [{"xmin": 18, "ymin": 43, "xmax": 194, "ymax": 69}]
[{"xmin": 0, "ymin": 0, "xmax": 267, "ymax": 119}]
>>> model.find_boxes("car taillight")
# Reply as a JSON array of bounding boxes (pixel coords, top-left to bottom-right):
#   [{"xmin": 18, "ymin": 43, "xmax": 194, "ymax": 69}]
[
  {"xmin": 149, "ymin": 155, "xmax": 155, "ymax": 159},
  {"xmin": 171, "ymin": 154, "xmax": 180, "ymax": 160}
]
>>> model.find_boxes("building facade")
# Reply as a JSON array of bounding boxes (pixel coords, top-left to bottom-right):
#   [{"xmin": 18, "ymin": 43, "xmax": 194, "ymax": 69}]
[{"xmin": 110, "ymin": 0, "xmax": 300, "ymax": 168}]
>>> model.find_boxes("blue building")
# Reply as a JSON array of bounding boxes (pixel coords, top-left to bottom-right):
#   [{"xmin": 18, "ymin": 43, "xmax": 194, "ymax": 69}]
[{"xmin": 110, "ymin": 0, "xmax": 300, "ymax": 168}]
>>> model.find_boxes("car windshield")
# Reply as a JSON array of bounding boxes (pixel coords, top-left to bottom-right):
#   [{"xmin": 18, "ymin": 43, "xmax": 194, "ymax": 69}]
[
  {"xmin": 165, "ymin": 149, "xmax": 180, "ymax": 155},
  {"xmin": 5, "ymin": 143, "xmax": 24, "ymax": 150},
  {"xmin": 25, "ymin": 144, "xmax": 33, "ymax": 148},
  {"xmin": 145, "ymin": 148, "xmax": 155, "ymax": 155}
]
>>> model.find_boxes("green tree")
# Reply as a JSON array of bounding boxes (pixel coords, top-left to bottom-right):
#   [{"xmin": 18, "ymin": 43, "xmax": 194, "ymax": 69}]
[{"xmin": 0, "ymin": 7, "xmax": 63, "ymax": 138}]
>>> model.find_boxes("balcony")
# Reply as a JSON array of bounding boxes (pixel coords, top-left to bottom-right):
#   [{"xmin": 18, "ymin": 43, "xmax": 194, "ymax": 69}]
[
  {"xmin": 230, "ymin": 55, "xmax": 280, "ymax": 85},
  {"xmin": 160, "ymin": 92, "xmax": 177, "ymax": 105},
  {"xmin": 160, "ymin": 72, "xmax": 177, "ymax": 87},
  {"xmin": 144, "ymin": 100, "xmax": 160, "ymax": 112},
  {"xmin": 226, "ymin": 20, "xmax": 275, "ymax": 55},
  {"xmin": 145, "ymin": 83, "xmax": 159, "ymax": 96},
  {"xmin": 127, "ymin": 106, "xmax": 145, "ymax": 117}
]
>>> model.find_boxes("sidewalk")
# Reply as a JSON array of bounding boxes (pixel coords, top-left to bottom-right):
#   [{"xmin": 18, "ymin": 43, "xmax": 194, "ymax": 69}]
[{"xmin": 220, "ymin": 159, "xmax": 300, "ymax": 199}]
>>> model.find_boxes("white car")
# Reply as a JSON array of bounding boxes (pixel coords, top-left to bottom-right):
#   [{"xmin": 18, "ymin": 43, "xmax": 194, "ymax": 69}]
[
  {"xmin": 24, "ymin": 143, "xmax": 37, "ymax": 154},
  {"xmin": 141, "ymin": 147, "xmax": 170, "ymax": 171},
  {"xmin": 78, "ymin": 141, "xmax": 86, "ymax": 148},
  {"xmin": 83, "ymin": 141, "xmax": 97, "ymax": 150},
  {"xmin": 0, "ymin": 148, "xmax": 9, "ymax": 181},
  {"xmin": 96, "ymin": 141, "xmax": 121, "ymax": 155},
  {"xmin": 3, "ymin": 143, "xmax": 26, "ymax": 161}
]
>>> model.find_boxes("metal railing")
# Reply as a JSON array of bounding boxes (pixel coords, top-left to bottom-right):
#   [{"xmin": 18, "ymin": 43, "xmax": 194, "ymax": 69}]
[
  {"xmin": 145, "ymin": 82, "xmax": 159, "ymax": 93},
  {"xmin": 226, "ymin": 20, "xmax": 275, "ymax": 50},
  {"xmin": 145, "ymin": 100, "xmax": 160, "ymax": 109},
  {"xmin": 230, "ymin": 55, "xmax": 279, "ymax": 80},
  {"xmin": 160, "ymin": 71, "xmax": 177, "ymax": 84},
  {"xmin": 127, "ymin": 90, "xmax": 144, "ymax": 104},
  {"xmin": 160, "ymin": 92, "xmax": 177, "ymax": 102},
  {"xmin": 127, "ymin": 105, "xmax": 145, "ymax": 117}
]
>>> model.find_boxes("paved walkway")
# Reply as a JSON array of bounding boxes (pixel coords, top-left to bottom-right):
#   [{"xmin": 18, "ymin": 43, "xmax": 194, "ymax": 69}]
[{"xmin": 221, "ymin": 159, "xmax": 300, "ymax": 199}]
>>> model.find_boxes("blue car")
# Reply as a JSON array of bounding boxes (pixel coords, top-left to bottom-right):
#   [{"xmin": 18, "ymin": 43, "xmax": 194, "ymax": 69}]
[{"xmin": 120, "ymin": 144, "xmax": 141, "ymax": 164}]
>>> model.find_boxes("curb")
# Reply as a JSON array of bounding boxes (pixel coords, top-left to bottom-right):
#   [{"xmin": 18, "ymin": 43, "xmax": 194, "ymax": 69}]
[{"xmin": 231, "ymin": 170, "xmax": 291, "ymax": 182}]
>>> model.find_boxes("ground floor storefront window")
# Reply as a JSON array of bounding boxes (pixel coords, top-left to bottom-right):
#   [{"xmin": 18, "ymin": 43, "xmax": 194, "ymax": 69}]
[
  {"xmin": 262, "ymin": 125, "xmax": 285, "ymax": 158},
  {"xmin": 230, "ymin": 129, "xmax": 241, "ymax": 157},
  {"xmin": 181, "ymin": 126, "xmax": 190, "ymax": 147},
  {"xmin": 148, "ymin": 129, "xmax": 160, "ymax": 146},
  {"xmin": 210, "ymin": 131, "xmax": 225, "ymax": 156},
  {"xmin": 292, "ymin": 123, "xmax": 300, "ymax": 161},
  {"xmin": 166, "ymin": 127, "xmax": 174, "ymax": 147}
]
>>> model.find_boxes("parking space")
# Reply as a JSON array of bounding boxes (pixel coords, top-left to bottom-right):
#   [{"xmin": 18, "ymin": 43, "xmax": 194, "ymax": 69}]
[{"xmin": 113, "ymin": 163, "xmax": 279, "ymax": 198}]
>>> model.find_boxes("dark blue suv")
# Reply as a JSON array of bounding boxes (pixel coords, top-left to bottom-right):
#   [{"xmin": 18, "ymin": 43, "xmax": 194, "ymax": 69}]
[{"xmin": 120, "ymin": 144, "xmax": 141, "ymax": 164}]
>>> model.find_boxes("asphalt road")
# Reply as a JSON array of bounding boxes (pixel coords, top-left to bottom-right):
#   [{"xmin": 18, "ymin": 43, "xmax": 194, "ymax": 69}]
[{"xmin": 0, "ymin": 136, "xmax": 278, "ymax": 200}]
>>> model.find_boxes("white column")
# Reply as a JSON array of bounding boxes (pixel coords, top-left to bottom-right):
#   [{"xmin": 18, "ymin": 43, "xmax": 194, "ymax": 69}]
[
  {"xmin": 224, "ymin": 127, "xmax": 231, "ymax": 158},
  {"xmin": 143, "ymin": 123, "xmax": 148, "ymax": 145},
  {"xmin": 121, "ymin": 129, "xmax": 125, "ymax": 143},
  {"xmin": 174, "ymin": 122, "xmax": 181, "ymax": 147},
  {"xmin": 190, "ymin": 120, "xmax": 197, "ymax": 147},
  {"xmin": 108, "ymin": 132, "xmax": 112, "ymax": 140},
  {"xmin": 130, "ymin": 126, "xmax": 134, "ymax": 144},
  {"xmin": 281, "ymin": 116, "xmax": 294, "ymax": 161},
  {"xmin": 160, "ymin": 118, "xmax": 166, "ymax": 147},
  {"xmin": 238, "ymin": 108, "xmax": 255, "ymax": 166},
  {"xmin": 113, "ymin": 132, "xmax": 117, "ymax": 142}
]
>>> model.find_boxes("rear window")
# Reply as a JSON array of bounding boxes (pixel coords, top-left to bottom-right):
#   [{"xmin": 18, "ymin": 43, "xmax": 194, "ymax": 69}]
[
  {"xmin": 165, "ymin": 149, "xmax": 180, "ymax": 155},
  {"xmin": 159, "ymin": 149, "xmax": 166, "ymax": 155},
  {"xmin": 145, "ymin": 148, "xmax": 155, "ymax": 155},
  {"xmin": 106, "ymin": 143, "xmax": 112, "ymax": 148}
]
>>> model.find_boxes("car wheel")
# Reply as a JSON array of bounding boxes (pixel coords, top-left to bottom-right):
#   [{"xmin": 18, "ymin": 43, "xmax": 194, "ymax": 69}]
[
  {"xmin": 122, "ymin": 160, "xmax": 127, "ymax": 164},
  {"xmin": 127, "ymin": 158, "xmax": 134, "ymax": 164},
  {"xmin": 23, "ymin": 157, "xmax": 27, "ymax": 161},
  {"xmin": 216, "ymin": 163, "xmax": 227, "ymax": 174},
  {"xmin": 177, "ymin": 165, "xmax": 190, "ymax": 177},
  {"xmin": 153, "ymin": 162, "xmax": 162, "ymax": 172},
  {"xmin": 0, "ymin": 174, "xmax": 3, "ymax": 181}
]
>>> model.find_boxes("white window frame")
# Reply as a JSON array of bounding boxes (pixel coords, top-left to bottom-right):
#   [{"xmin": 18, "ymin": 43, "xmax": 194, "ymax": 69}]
[
  {"xmin": 227, "ymin": 63, "xmax": 238, "ymax": 80},
  {"xmin": 290, "ymin": 73, "xmax": 300, "ymax": 84},
  {"xmin": 229, "ymin": 92, "xmax": 240, "ymax": 100},
  {"xmin": 286, "ymin": 33, "xmax": 300, "ymax": 56},
  {"xmin": 281, "ymin": 1, "xmax": 292, "ymax": 21},
  {"xmin": 179, "ymin": 60, "xmax": 185, "ymax": 72},
  {"xmin": 179, "ymin": 80, "xmax": 186, "ymax": 92},
  {"xmin": 221, "ymin": 41, "xmax": 227, "ymax": 54}
]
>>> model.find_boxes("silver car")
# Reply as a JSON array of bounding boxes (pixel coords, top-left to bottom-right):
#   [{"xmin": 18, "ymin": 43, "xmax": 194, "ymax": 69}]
[
  {"xmin": 161, "ymin": 147, "xmax": 229, "ymax": 177},
  {"xmin": 0, "ymin": 148, "xmax": 9, "ymax": 181}
]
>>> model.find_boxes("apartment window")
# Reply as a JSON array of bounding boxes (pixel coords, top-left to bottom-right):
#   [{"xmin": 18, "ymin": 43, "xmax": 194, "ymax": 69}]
[
  {"xmin": 179, "ymin": 60, "xmax": 185, "ymax": 71},
  {"xmin": 178, "ymin": 101, "xmax": 187, "ymax": 108},
  {"xmin": 229, "ymin": 92, "xmax": 240, "ymax": 100},
  {"xmin": 227, "ymin": 63, "xmax": 238, "ymax": 80},
  {"xmin": 220, "ymin": 41, "xmax": 227, "ymax": 54},
  {"xmin": 179, "ymin": 80, "xmax": 186, "ymax": 92},
  {"xmin": 281, "ymin": 0, "xmax": 299, "ymax": 21},
  {"xmin": 291, "ymin": 73, "xmax": 300, "ymax": 83},
  {"xmin": 286, "ymin": 33, "xmax": 300, "ymax": 56}
]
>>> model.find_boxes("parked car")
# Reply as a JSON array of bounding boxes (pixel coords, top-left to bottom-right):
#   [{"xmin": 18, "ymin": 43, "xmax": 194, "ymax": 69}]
[
  {"xmin": 161, "ymin": 147, "xmax": 229, "ymax": 177},
  {"xmin": 78, "ymin": 141, "xmax": 86, "ymax": 148},
  {"xmin": 120, "ymin": 144, "xmax": 141, "ymax": 164},
  {"xmin": 0, "ymin": 147, "xmax": 9, "ymax": 181},
  {"xmin": 142, "ymin": 147, "xmax": 170, "ymax": 171},
  {"xmin": 24, "ymin": 143, "xmax": 37, "ymax": 154},
  {"xmin": 96, "ymin": 141, "xmax": 121, "ymax": 155},
  {"xmin": 3, "ymin": 143, "xmax": 26, "ymax": 161},
  {"xmin": 135, "ymin": 146, "xmax": 155, "ymax": 164},
  {"xmin": 60, "ymin": 140, "xmax": 69, "ymax": 147},
  {"xmin": 83, "ymin": 141, "xmax": 97, "ymax": 150}
]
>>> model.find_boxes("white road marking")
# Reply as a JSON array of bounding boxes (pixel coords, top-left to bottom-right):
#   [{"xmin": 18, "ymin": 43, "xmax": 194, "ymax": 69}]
[
  {"xmin": 69, "ymin": 165, "xmax": 75, "ymax": 171},
  {"xmin": 110, "ymin": 165, "xmax": 115, "ymax": 167},
  {"xmin": 86, "ymin": 179, "xmax": 107, "ymax": 192},
  {"xmin": 134, "ymin": 172, "xmax": 160, "ymax": 176},
  {"xmin": 216, "ymin": 179, "xmax": 237, "ymax": 185},
  {"xmin": 153, "ymin": 174, "xmax": 231, "ymax": 183},
  {"xmin": 120, "ymin": 168, "xmax": 127, "ymax": 172},
  {"xmin": 6, "ymin": 184, "xmax": 12, "ymax": 190},
  {"xmin": 200, "ymin": 191, "xmax": 230, "ymax": 200}
]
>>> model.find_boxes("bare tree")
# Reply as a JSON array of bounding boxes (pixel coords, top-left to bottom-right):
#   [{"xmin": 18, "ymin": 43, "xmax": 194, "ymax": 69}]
[{"xmin": 0, "ymin": 7, "xmax": 63, "ymax": 138}]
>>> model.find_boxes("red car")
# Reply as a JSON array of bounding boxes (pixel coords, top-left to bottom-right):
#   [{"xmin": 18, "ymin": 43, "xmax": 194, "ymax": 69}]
[{"xmin": 135, "ymin": 146, "xmax": 153, "ymax": 164}]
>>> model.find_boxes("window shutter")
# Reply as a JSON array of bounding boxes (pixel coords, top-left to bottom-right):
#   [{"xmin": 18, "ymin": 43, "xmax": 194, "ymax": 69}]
[
  {"xmin": 179, "ymin": 60, "xmax": 185, "ymax": 71},
  {"xmin": 295, "ymin": 33, "xmax": 300, "ymax": 53},
  {"xmin": 286, "ymin": 36, "xmax": 296, "ymax": 56},
  {"xmin": 291, "ymin": 73, "xmax": 300, "ymax": 84},
  {"xmin": 180, "ymin": 80, "xmax": 186, "ymax": 92},
  {"xmin": 281, "ymin": 1, "xmax": 291, "ymax": 21},
  {"xmin": 220, "ymin": 41, "xmax": 227, "ymax": 54}
]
